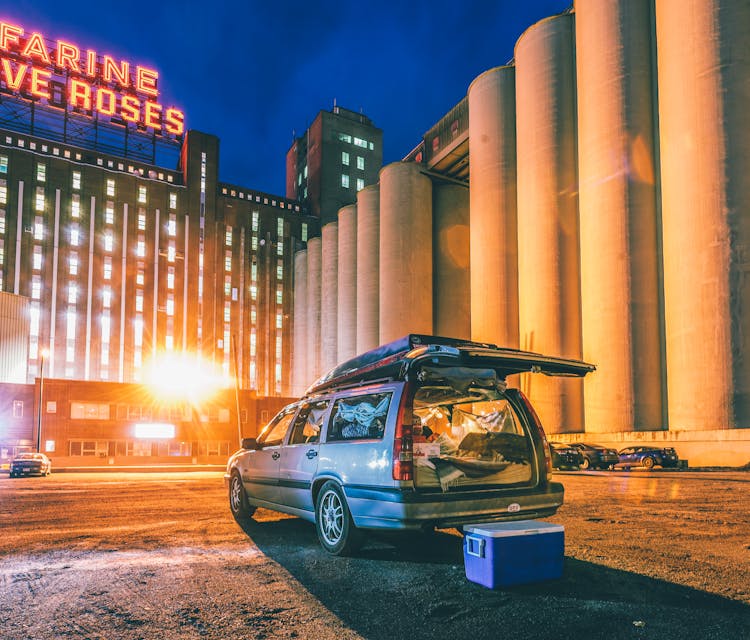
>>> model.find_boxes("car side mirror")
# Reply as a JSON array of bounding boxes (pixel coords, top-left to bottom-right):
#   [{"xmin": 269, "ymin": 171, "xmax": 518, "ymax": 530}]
[{"xmin": 241, "ymin": 438, "xmax": 260, "ymax": 450}]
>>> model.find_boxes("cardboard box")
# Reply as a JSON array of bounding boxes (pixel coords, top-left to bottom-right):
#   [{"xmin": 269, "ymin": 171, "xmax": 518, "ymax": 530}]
[{"xmin": 463, "ymin": 520, "xmax": 564, "ymax": 588}]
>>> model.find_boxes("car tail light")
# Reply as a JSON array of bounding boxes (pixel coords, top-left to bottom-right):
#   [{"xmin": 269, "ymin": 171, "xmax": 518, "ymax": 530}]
[
  {"xmin": 519, "ymin": 390, "xmax": 552, "ymax": 480},
  {"xmin": 393, "ymin": 385, "xmax": 415, "ymax": 481}
]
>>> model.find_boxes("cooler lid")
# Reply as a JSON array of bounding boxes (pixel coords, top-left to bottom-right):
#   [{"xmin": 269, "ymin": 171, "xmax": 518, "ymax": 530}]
[{"xmin": 464, "ymin": 520, "xmax": 564, "ymax": 538}]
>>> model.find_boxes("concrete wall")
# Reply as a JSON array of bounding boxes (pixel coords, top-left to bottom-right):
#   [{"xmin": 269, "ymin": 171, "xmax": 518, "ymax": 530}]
[
  {"xmin": 305, "ymin": 237, "xmax": 322, "ymax": 384},
  {"xmin": 467, "ymin": 66, "xmax": 519, "ymax": 348},
  {"xmin": 320, "ymin": 223, "xmax": 339, "ymax": 373},
  {"xmin": 356, "ymin": 185, "xmax": 380, "ymax": 354},
  {"xmin": 337, "ymin": 205, "xmax": 358, "ymax": 362},
  {"xmin": 515, "ymin": 14, "xmax": 583, "ymax": 434},
  {"xmin": 292, "ymin": 250, "xmax": 308, "ymax": 395},
  {"xmin": 576, "ymin": 0, "xmax": 664, "ymax": 433}
]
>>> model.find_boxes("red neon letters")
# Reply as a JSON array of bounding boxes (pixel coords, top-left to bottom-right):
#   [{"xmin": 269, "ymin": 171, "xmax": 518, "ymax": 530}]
[{"xmin": 0, "ymin": 20, "xmax": 185, "ymax": 135}]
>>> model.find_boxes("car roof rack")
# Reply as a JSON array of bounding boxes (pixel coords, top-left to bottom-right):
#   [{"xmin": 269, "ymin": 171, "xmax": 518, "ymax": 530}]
[{"xmin": 305, "ymin": 334, "xmax": 595, "ymax": 396}]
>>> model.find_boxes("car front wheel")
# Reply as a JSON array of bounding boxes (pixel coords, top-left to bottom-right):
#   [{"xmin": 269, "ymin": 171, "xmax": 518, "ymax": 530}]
[
  {"xmin": 642, "ymin": 456, "xmax": 655, "ymax": 469},
  {"xmin": 581, "ymin": 458, "xmax": 590, "ymax": 470},
  {"xmin": 315, "ymin": 481, "xmax": 363, "ymax": 556},
  {"xmin": 229, "ymin": 471, "xmax": 256, "ymax": 522}
]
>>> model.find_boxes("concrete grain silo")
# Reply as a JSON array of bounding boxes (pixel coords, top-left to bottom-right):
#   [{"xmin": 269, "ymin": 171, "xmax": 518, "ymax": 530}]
[
  {"xmin": 379, "ymin": 162, "xmax": 433, "ymax": 343},
  {"xmin": 656, "ymin": 0, "xmax": 750, "ymax": 429},
  {"xmin": 575, "ymin": 0, "xmax": 664, "ymax": 433},
  {"xmin": 356, "ymin": 185, "xmax": 381, "ymax": 353},
  {"xmin": 433, "ymin": 183, "xmax": 471, "ymax": 340},
  {"xmin": 292, "ymin": 249, "xmax": 308, "ymax": 395},
  {"xmin": 515, "ymin": 13, "xmax": 583, "ymax": 434},
  {"xmin": 320, "ymin": 222, "xmax": 339, "ymax": 373},
  {"xmin": 306, "ymin": 236, "xmax": 322, "ymax": 384},
  {"xmin": 337, "ymin": 204, "xmax": 358, "ymax": 362},
  {"xmin": 467, "ymin": 65, "xmax": 519, "ymax": 348}
]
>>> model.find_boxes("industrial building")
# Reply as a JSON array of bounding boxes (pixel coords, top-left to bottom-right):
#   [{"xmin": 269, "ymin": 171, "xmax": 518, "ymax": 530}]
[{"xmin": 292, "ymin": 0, "xmax": 750, "ymax": 466}]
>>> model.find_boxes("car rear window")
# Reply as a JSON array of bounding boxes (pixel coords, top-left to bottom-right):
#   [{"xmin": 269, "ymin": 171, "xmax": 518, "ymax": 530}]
[{"xmin": 326, "ymin": 392, "xmax": 391, "ymax": 442}]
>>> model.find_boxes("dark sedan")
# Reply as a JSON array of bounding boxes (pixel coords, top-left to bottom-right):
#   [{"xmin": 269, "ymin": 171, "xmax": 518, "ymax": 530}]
[
  {"xmin": 9, "ymin": 453, "xmax": 52, "ymax": 478},
  {"xmin": 615, "ymin": 446, "xmax": 679, "ymax": 470},
  {"xmin": 569, "ymin": 442, "xmax": 619, "ymax": 470},
  {"xmin": 549, "ymin": 442, "xmax": 584, "ymax": 470}
]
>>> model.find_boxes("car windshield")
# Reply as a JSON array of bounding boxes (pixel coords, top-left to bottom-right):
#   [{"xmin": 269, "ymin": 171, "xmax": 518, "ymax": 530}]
[{"xmin": 14, "ymin": 453, "xmax": 39, "ymax": 460}]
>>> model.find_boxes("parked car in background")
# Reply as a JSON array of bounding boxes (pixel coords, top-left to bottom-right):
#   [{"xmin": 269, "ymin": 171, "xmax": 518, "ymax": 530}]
[
  {"xmin": 549, "ymin": 443, "xmax": 584, "ymax": 471},
  {"xmin": 9, "ymin": 453, "xmax": 52, "ymax": 477},
  {"xmin": 615, "ymin": 446, "xmax": 679, "ymax": 470},
  {"xmin": 226, "ymin": 334, "xmax": 595, "ymax": 554},
  {"xmin": 569, "ymin": 442, "xmax": 619, "ymax": 470}
]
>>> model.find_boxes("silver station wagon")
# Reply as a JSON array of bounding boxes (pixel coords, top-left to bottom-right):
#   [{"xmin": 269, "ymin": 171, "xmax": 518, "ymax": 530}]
[{"xmin": 226, "ymin": 334, "xmax": 594, "ymax": 555}]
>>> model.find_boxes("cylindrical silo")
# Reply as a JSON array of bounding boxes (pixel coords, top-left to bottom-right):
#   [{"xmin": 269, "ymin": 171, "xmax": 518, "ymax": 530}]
[
  {"xmin": 576, "ymin": 0, "xmax": 663, "ymax": 433},
  {"xmin": 356, "ymin": 185, "xmax": 380, "ymax": 353},
  {"xmin": 320, "ymin": 222, "xmax": 338, "ymax": 373},
  {"xmin": 306, "ymin": 236, "xmax": 322, "ymax": 384},
  {"xmin": 433, "ymin": 183, "xmax": 470, "ymax": 340},
  {"xmin": 515, "ymin": 13, "xmax": 583, "ymax": 434},
  {"xmin": 292, "ymin": 249, "xmax": 308, "ymax": 395},
  {"xmin": 337, "ymin": 204, "xmax": 358, "ymax": 362},
  {"xmin": 657, "ymin": 0, "xmax": 750, "ymax": 429},
  {"xmin": 467, "ymin": 65, "xmax": 519, "ymax": 348},
  {"xmin": 379, "ymin": 162, "xmax": 433, "ymax": 343}
]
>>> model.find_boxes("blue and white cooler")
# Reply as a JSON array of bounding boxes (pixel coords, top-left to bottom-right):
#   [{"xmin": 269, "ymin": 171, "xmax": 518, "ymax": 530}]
[{"xmin": 463, "ymin": 520, "xmax": 565, "ymax": 589}]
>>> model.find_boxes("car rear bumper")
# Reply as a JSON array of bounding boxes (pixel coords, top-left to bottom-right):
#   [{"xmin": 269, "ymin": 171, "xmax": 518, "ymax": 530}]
[{"xmin": 344, "ymin": 482, "xmax": 565, "ymax": 530}]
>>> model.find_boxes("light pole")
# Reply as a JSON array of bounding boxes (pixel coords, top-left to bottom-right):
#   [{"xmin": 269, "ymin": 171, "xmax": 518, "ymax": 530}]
[{"xmin": 36, "ymin": 348, "xmax": 49, "ymax": 453}]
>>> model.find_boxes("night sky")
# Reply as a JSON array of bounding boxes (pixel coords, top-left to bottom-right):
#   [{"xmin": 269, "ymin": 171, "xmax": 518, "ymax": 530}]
[{"xmin": 7, "ymin": 0, "xmax": 570, "ymax": 196}]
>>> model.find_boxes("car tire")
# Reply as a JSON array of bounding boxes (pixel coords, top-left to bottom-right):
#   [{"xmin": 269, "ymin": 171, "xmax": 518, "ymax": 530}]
[
  {"xmin": 315, "ymin": 481, "xmax": 363, "ymax": 556},
  {"xmin": 642, "ymin": 456, "xmax": 655, "ymax": 470},
  {"xmin": 581, "ymin": 458, "xmax": 591, "ymax": 470},
  {"xmin": 228, "ymin": 471, "xmax": 256, "ymax": 522}
]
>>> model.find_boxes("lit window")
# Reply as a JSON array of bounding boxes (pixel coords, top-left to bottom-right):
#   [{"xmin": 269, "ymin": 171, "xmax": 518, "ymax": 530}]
[
  {"xmin": 250, "ymin": 285, "xmax": 257, "ymax": 300},
  {"xmin": 166, "ymin": 295, "xmax": 174, "ymax": 316},
  {"xmin": 250, "ymin": 330, "xmax": 256, "ymax": 356},
  {"xmin": 31, "ymin": 275, "xmax": 41, "ymax": 299},
  {"xmin": 69, "ymin": 253, "xmax": 78, "ymax": 275},
  {"xmin": 277, "ymin": 262, "xmax": 283, "ymax": 280},
  {"xmin": 168, "ymin": 214, "xmax": 176, "ymax": 237},
  {"xmin": 302, "ymin": 223, "xmax": 308, "ymax": 242},
  {"xmin": 252, "ymin": 211, "xmax": 259, "ymax": 232},
  {"xmin": 251, "ymin": 235, "xmax": 258, "ymax": 251},
  {"xmin": 357, "ymin": 178, "xmax": 364, "ymax": 191},
  {"xmin": 0, "ymin": 211, "xmax": 4, "ymax": 234},
  {"xmin": 354, "ymin": 137, "xmax": 367, "ymax": 148},
  {"xmin": 341, "ymin": 174, "xmax": 349, "ymax": 188},
  {"xmin": 251, "ymin": 263, "xmax": 257, "ymax": 282},
  {"xmin": 34, "ymin": 216, "xmax": 44, "ymax": 240},
  {"xmin": 33, "ymin": 245, "xmax": 42, "ymax": 270},
  {"xmin": 136, "ymin": 268, "xmax": 144, "ymax": 286},
  {"xmin": 36, "ymin": 163, "xmax": 46, "ymax": 182},
  {"xmin": 168, "ymin": 267, "xmax": 175, "ymax": 290},
  {"xmin": 138, "ymin": 185, "xmax": 147, "ymax": 204},
  {"xmin": 137, "ymin": 237, "xmax": 145, "ymax": 257},
  {"xmin": 104, "ymin": 231, "xmax": 113, "ymax": 252},
  {"xmin": 35, "ymin": 187, "xmax": 45, "ymax": 211},
  {"xmin": 135, "ymin": 292, "xmax": 143, "ymax": 312},
  {"xmin": 250, "ymin": 307, "xmax": 257, "ymax": 324},
  {"xmin": 167, "ymin": 242, "xmax": 176, "ymax": 262},
  {"xmin": 357, "ymin": 156, "xmax": 365, "ymax": 170},
  {"xmin": 71, "ymin": 194, "xmax": 80, "ymax": 218},
  {"xmin": 103, "ymin": 256, "xmax": 112, "ymax": 280},
  {"xmin": 66, "ymin": 310, "xmax": 76, "ymax": 338},
  {"xmin": 225, "ymin": 226, "xmax": 232, "ymax": 246},
  {"xmin": 224, "ymin": 303, "xmax": 231, "ymax": 322},
  {"xmin": 169, "ymin": 193, "xmax": 177, "ymax": 209},
  {"xmin": 276, "ymin": 241, "xmax": 283, "ymax": 256},
  {"xmin": 225, "ymin": 251, "xmax": 232, "ymax": 271},
  {"xmin": 105, "ymin": 201, "xmax": 114, "ymax": 224},
  {"xmin": 138, "ymin": 210, "xmax": 146, "ymax": 230},
  {"xmin": 72, "ymin": 171, "xmax": 81, "ymax": 190},
  {"xmin": 342, "ymin": 151, "xmax": 349, "ymax": 166},
  {"xmin": 338, "ymin": 133, "xmax": 352, "ymax": 143},
  {"xmin": 106, "ymin": 179, "xmax": 115, "ymax": 197},
  {"xmin": 0, "ymin": 156, "xmax": 7, "ymax": 173},
  {"xmin": 276, "ymin": 287, "xmax": 283, "ymax": 304},
  {"xmin": 303, "ymin": 165, "xmax": 308, "ymax": 178},
  {"xmin": 102, "ymin": 287, "xmax": 111, "ymax": 308},
  {"xmin": 68, "ymin": 284, "xmax": 77, "ymax": 304},
  {"xmin": 70, "ymin": 225, "xmax": 79, "ymax": 246},
  {"xmin": 0, "ymin": 182, "xmax": 6, "ymax": 204},
  {"xmin": 276, "ymin": 313, "xmax": 282, "ymax": 329}
]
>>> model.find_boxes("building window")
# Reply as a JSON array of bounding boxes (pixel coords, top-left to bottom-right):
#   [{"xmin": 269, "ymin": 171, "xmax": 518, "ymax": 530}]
[
  {"xmin": 105, "ymin": 201, "xmax": 114, "ymax": 224},
  {"xmin": 276, "ymin": 287, "xmax": 283, "ymax": 304},
  {"xmin": 225, "ymin": 250, "xmax": 232, "ymax": 271},
  {"xmin": 276, "ymin": 313, "xmax": 283, "ymax": 329},
  {"xmin": 169, "ymin": 192, "xmax": 177, "ymax": 209},
  {"xmin": 354, "ymin": 137, "xmax": 368, "ymax": 148},
  {"xmin": 70, "ymin": 224, "xmax": 79, "ymax": 246},
  {"xmin": 356, "ymin": 178, "xmax": 364, "ymax": 191},
  {"xmin": 342, "ymin": 151, "xmax": 350, "ymax": 166},
  {"xmin": 135, "ymin": 292, "xmax": 143, "ymax": 312},
  {"xmin": 72, "ymin": 171, "xmax": 81, "ymax": 190},
  {"xmin": 276, "ymin": 241, "xmax": 283, "ymax": 256},
  {"xmin": 71, "ymin": 194, "xmax": 80, "ymax": 218},
  {"xmin": 337, "ymin": 132, "xmax": 352, "ymax": 143},
  {"xmin": 225, "ymin": 226, "xmax": 232, "ymax": 246},
  {"xmin": 277, "ymin": 218, "xmax": 284, "ymax": 238},
  {"xmin": 168, "ymin": 267, "xmax": 175, "ymax": 290},
  {"xmin": 167, "ymin": 241, "xmax": 176, "ymax": 262},
  {"xmin": 341, "ymin": 174, "xmax": 349, "ymax": 189},
  {"xmin": 102, "ymin": 286, "xmax": 111, "ymax": 308},
  {"xmin": 138, "ymin": 209, "xmax": 146, "ymax": 231},
  {"xmin": 277, "ymin": 261, "xmax": 283, "ymax": 280},
  {"xmin": 252, "ymin": 210, "xmax": 259, "ymax": 232},
  {"xmin": 68, "ymin": 283, "xmax": 77, "ymax": 304},
  {"xmin": 33, "ymin": 246, "xmax": 42, "ymax": 270},
  {"xmin": 69, "ymin": 252, "xmax": 78, "ymax": 275},
  {"xmin": 168, "ymin": 214, "xmax": 176, "ymax": 237},
  {"xmin": 34, "ymin": 216, "xmax": 44, "ymax": 241},
  {"xmin": 103, "ymin": 256, "xmax": 112, "ymax": 280},
  {"xmin": 0, "ymin": 156, "xmax": 7, "ymax": 173},
  {"xmin": 302, "ymin": 223, "xmax": 308, "ymax": 242},
  {"xmin": 103, "ymin": 231, "xmax": 113, "ymax": 252},
  {"xmin": 0, "ymin": 210, "xmax": 4, "ymax": 234},
  {"xmin": 35, "ymin": 187, "xmax": 45, "ymax": 212},
  {"xmin": 31, "ymin": 275, "xmax": 41, "ymax": 299},
  {"xmin": 136, "ymin": 236, "xmax": 145, "ymax": 258},
  {"xmin": 0, "ymin": 181, "xmax": 6, "ymax": 205},
  {"xmin": 70, "ymin": 403, "xmax": 110, "ymax": 420},
  {"xmin": 12, "ymin": 400, "xmax": 23, "ymax": 418},
  {"xmin": 106, "ymin": 179, "xmax": 115, "ymax": 197},
  {"xmin": 138, "ymin": 186, "xmax": 147, "ymax": 204},
  {"xmin": 36, "ymin": 163, "xmax": 46, "ymax": 182},
  {"xmin": 357, "ymin": 156, "xmax": 365, "ymax": 170}
]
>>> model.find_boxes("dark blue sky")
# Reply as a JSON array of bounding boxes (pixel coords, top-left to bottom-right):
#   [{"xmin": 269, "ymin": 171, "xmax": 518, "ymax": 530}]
[{"xmin": 8, "ymin": 0, "xmax": 570, "ymax": 195}]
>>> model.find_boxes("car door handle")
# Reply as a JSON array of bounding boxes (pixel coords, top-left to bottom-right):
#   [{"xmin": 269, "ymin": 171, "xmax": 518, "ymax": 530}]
[
  {"xmin": 271, "ymin": 452, "xmax": 280, "ymax": 460},
  {"xmin": 306, "ymin": 450, "xmax": 318, "ymax": 459}
]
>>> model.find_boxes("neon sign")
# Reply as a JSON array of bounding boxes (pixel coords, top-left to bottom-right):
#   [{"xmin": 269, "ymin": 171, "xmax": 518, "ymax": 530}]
[{"xmin": 0, "ymin": 21, "xmax": 184, "ymax": 136}]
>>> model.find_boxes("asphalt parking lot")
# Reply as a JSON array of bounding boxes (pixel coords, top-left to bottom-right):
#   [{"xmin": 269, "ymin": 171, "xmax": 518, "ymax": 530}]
[{"xmin": 0, "ymin": 470, "xmax": 748, "ymax": 640}]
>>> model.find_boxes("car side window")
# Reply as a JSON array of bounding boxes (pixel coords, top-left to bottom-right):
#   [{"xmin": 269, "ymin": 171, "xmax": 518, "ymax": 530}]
[
  {"xmin": 327, "ymin": 392, "xmax": 391, "ymax": 442},
  {"xmin": 258, "ymin": 411, "xmax": 296, "ymax": 447},
  {"xmin": 288, "ymin": 400, "xmax": 329, "ymax": 445}
]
